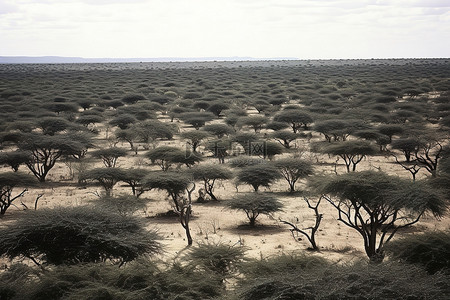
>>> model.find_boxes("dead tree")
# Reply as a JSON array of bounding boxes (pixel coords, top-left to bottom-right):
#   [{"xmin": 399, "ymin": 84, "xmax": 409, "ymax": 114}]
[{"xmin": 280, "ymin": 196, "xmax": 323, "ymax": 251}]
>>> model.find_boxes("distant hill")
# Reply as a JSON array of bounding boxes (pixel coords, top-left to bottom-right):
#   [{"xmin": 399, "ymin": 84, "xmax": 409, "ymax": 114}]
[{"xmin": 0, "ymin": 56, "xmax": 298, "ymax": 64}]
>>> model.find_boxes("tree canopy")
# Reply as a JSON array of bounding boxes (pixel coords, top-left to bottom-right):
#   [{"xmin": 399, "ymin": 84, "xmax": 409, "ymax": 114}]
[
  {"xmin": 273, "ymin": 109, "xmax": 314, "ymax": 133},
  {"xmin": 236, "ymin": 164, "xmax": 281, "ymax": 191}
]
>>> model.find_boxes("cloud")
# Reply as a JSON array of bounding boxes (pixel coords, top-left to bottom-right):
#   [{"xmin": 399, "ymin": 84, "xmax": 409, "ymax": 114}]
[
  {"xmin": 0, "ymin": 2, "xmax": 18, "ymax": 15},
  {"xmin": 0, "ymin": 0, "xmax": 448, "ymax": 58}
]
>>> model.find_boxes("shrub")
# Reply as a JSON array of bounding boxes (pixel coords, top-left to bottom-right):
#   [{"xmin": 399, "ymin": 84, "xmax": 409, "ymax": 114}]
[
  {"xmin": 121, "ymin": 94, "xmax": 146, "ymax": 104},
  {"xmin": 385, "ymin": 231, "xmax": 450, "ymax": 274},
  {"xmin": 90, "ymin": 194, "xmax": 150, "ymax": 216},
  {"xmin": 185, "ymin": 241, "xmax": 248, "ymax": 282},
  {"xmin": 235, "ymin": 259, "xmax": 450, "ymax": 300},
  {"xmin": 0, "ymin": 206, "xmax": 161, "ymax": 265},
  {"xmin": 3, "ymin": 260, "xmax": 222, "ymax": 300}
]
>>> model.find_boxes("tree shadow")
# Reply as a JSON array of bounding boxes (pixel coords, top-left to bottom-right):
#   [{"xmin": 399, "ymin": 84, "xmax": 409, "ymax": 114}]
[{"xmin": 226, "ymin": 223, "xmax": 285, "ymax": 236}]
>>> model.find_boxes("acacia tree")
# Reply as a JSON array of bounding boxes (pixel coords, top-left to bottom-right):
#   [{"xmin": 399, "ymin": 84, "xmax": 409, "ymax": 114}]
[
  {"xmin": 0, "ymin": 151, "xmax": 30, "ymax": 172},
  {"xmin": 314, "ymin": 119, "xmax": 366, "ymax": 142},
  {"xmin": 81, "ymin": 168, "xmax": 127, "ymax": 197},
  {"xmin": 391, "ymin": 154, "xmax": 422, "ymax": 181},
  {"xmin": 143, "ymin": 171, "xmax": 195, "ymax": 245},
  {"xmin": 270, "ymin": 131, "xmax": 300, "ymax": 149},
  {"xmin": 390, "ymin": 138, "xmax": 420, "ymax": 162},
  {"xmin": 415, "ymin": 138, "xmax": 444, "ymax": 178},
  {"xmin": 18, "ymin": 133, "xmax": 91, "ymax": 182},
  {"xmin": 231, "ymin": 132, "xmax": 259, "ymax": 151},
  {"xmin": 76, "ymin": 114, "xmax": 104, "ymax": 132},
  {"xmin": 207, "ymin": 102, "xmax": 230, "ymax": 118},
  {"xmin": 0, "ymin": 172, "xmax": 35, "ymax": 216},
  {"xmin": 190, "ymin": 164, "xmax": 233, "ymax": 201},
  {"xmin": 314, "ymin": 171, "xmax": 447, "ymax": 262},
  {"xmin": 263, "ymin": 141, "xmax": 284, "ymax": 160},
  {"xmin": 227, "ymin": 193, "xmax": 283, "ymax": 226},
  {"xmin": 90, "ymin": 147, "xmax": 128, "ymax": 168},
  {"xmin": 237, "ymin": 115, "xmax": 269, "ymax": 133},
  {"xmin": 115, "ymin": 129, "xmax": 138, "ymax": 153},
  {"xmin": 273, "ymin": 109, "xmax": 313, "ymax": 133},
  {"xmin": 186, "ymin": 242, "xmax": 248, "ymax": 284},
  {"xmin": 179, "ymin": 112, "xmax": 215, "ymax": 130},
  {"xmin": 202, "ymin": 124, "xmax": 234, "ymax": 138},
  {"xmin": 317, "ymin": 140, "xmax": 378, "ymax": 172},
  {"xmin": 132, "ymin": 120, "xmax": 176, "ymax": 149},
  {"xmin": 37, "ymin": 117, "xmax": 73, "ymax": 136},
  {"xmin": 119, "ymin": 168, "xmax": 151, "ymax": 198},
  {"xmin": 236, "ymin": 164, "xmax": 281, "ymax": 192},
  {"xmin": 42, "ymin": 102, "xmax": 79, "ymax": 115},
  {"xmin": 205, "ymin": 139, "xmax": 232, "ymax": 164},
  {"xmin": 274, "ymin": 158, "xmax": 314, "ymax": 192},
  {"xmin": 251, "ymin": 99, "xmax": 271, "ymax": 114},
  {"xmin": 146, "ymin": 146, "xmax": 202, "ymax": 171},
  {"xmin": 109, "ymin": 114, "xmax": 137, "ymax": 130},
  {"xmin": 378, "ymin": 124, "xmax": 404, "ymax": 143},
  {"xmin": 181, "ymin": 130, "xmax": 210, "ymax": 152}
]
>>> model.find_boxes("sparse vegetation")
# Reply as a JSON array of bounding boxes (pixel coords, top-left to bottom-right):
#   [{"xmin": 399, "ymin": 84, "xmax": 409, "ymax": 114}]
[{"xmin": 0, "ymin": 59, "xmax": 449, "ymax": 299}]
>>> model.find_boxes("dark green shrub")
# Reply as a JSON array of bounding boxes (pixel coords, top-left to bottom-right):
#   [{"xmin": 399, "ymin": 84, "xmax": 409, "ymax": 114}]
[
  {"xmin": 4, "ymin": 260, "xmax": 222, "ymax": 300},
  {"xmin": 91, "ymin": 194, "xmax": 150, "ymax": 216},
  {"xmin": 386, "ymin": 231, "xmax": 450, "ymax": 274},
  {"xmin": 235, "ymin": 259, "xmax": 450, "ymax": 300},
  {"xmin": 0, "ymin": 206, "xmax": 161, "ymax": 265},
  {"xmin": 185, "ymin": 242, "xmax": 248, "ymax": 281}
]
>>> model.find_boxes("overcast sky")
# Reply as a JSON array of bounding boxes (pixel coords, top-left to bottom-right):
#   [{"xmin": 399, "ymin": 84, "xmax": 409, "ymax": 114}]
[{"xmin": 0, "ymin": 0, "xmax": 449, "ymax": 59}]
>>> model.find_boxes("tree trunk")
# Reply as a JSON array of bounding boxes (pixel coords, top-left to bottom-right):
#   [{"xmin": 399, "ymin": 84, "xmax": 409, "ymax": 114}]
[
  {"xmin": 289, "ymin": 182, "xmax": 295, "ymax": 193},
  {"xmin": 207, "ymin": 191, "xmax": 218, "ymax": 201},
  {"xmin": 185, "ymin": 225, "xmax": 193, "ymax": 246}
]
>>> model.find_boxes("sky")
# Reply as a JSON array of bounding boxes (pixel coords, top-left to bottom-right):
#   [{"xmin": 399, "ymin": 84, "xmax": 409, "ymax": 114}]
[{"xmin": 0, "ymin": 0, "xmax": 449, "ymax": 59}]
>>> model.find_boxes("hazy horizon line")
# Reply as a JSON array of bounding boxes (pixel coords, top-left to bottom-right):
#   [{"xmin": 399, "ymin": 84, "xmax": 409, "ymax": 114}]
[{"xmin": 1, "ymin": 55, "xmax": 449, "ymax": 64}]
